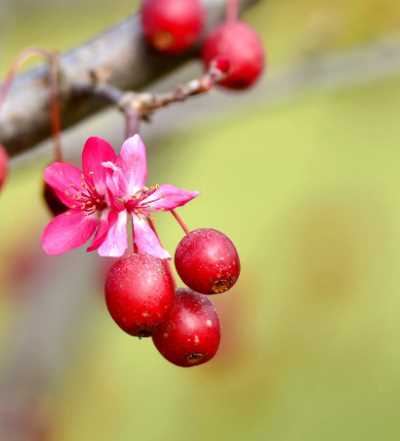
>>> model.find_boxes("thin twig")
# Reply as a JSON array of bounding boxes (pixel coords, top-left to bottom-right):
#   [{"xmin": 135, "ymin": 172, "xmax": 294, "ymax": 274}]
[
  {"xmin": 124, "ymin": 107, "xmax": 140, "ymax": 137},
  {"xmin": 72, "ymin": 61, "xmax": 227, "ymax": 131},
  {"xmin": 72, "ymin": 80, "xmax": 125, "ymax": 104},
  {"xmin": 133, "ymin": 62, "xmax": 227, "ymax": 117}
]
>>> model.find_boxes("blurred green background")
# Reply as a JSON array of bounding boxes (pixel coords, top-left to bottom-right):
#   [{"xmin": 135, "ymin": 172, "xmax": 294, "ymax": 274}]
[{"xmin": 1, "ymin": 0, "xmax": 400, "ymax": 440}]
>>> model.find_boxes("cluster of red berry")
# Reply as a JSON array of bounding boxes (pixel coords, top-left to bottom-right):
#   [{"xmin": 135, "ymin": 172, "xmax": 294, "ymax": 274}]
[
  {"xmin": 141, "ymin": 0, "xmax": 265, "ymax": 89},
  {"xmin": 0, "ymin": 0, "xmax": 266, "ymax": 369},
  {"xmin": 106, "ymin": 228, "xmax": 240, "ymax": 367}
]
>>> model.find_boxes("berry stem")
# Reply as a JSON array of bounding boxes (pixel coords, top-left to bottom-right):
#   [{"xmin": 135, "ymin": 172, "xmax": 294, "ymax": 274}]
[
  {"xmin": 0, "ymin": 48, "xmax": 42, "ymax": 111},
  {"xmin": 171, "ymin": 209, "xmax": 190, "ymax": 235},
  {"xmin": 48, "ymin": 52, "xmax": 63, "ymax": 162},
  {"xmin": 127, "ymin": 214, "xmax": 135, "ymax": 255},
  {"xmin": 226, "ymin": 0, "xmax": 239, "ymax": 22},
  {"xmin": 148, "ymin": 216, "xmax": 163, "ymax": 244},
  {"xmin": 148, "ymin": 216, "xmax": 175, "ymax": 278},
  {"xmin": 0, "ymin": 47, "xmax": 64, "ymax": 161}
]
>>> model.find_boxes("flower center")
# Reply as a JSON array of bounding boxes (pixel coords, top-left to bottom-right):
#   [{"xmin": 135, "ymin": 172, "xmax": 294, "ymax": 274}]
[
  {"xmin": 66, "ymin": 180, "xmax": 106, "ymax": 214},
  {"xmin": 124, "ymin": 185, "xmax": 160, "ymax": 214}
]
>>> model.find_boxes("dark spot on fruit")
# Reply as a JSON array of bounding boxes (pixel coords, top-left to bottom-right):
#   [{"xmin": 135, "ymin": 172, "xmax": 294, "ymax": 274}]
[
  {"xmin": 186, "ymin": 352, "xmax": 204, "ymax": 364},
  {"xmin": 212, "ymin": 278, "xmax": 234, "ymax": 294},
  {"xmin": 153, "ymin": 31, "xmax": 174, "ymax": 50},
  {"xmin": 137, "ymin": 329, "xmax": 153, "ymax": 339}
]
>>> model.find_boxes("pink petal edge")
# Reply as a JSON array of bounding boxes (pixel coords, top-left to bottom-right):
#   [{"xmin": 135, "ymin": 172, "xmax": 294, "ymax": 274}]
[
  {"xmin": 133, "ymin": 215, "xmax": 170, "ymax": 260},
  {"xmin": 139, "ymin": 184, "xmax": 199, "ymax": 211},
  {"xmin": 87, "ymin": 209, "xmax": 110, "ymax": 252},
  {"xmin": 41, "ymin": 210, "xmax": 97, "ymax": 256},
  {"xmin": 44, "ymin": 162, "xmax": 84, "ymax": 208},
  {"xmin": 82, "ymin": 137, "xmax": 117, "ymax": 194},
  {"xmin": 97, "ymin": 210, "xmax": 128, "ymax": 257},
  {"xmin": 117, "ymin": 135, "xmax": 148, "ymax": 194}
]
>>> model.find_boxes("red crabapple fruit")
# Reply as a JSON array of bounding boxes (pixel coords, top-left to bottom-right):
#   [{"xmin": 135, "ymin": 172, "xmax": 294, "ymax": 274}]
[
  {"xmin": 152, "ymin": 288, "xmax": 220, "ymax": 367},
  {"xmin": 105, "ymin": 253, "xmax": 175, "ymax": 337},
  {"xmin": 202, "ymin": 21, "xmax": 265, "ymax": 89},
  {"xmin": 141, "ymin": 0, "xmax": 205, "ymax": 54},
  {"xmin": 175, "ymin": 228, "xmax": 240, "ymax": 294}
]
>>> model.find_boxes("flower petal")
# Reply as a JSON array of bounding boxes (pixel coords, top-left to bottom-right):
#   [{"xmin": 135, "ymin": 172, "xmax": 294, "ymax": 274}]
[
  {"xmin": 97, "ymin": 210, "xmax": 128, "ymax": 257},
  {"xmin": 41, "ymin": 210, "xmax": 97, "ymax": 255},
  {"xmin": 133, "ymin": 215, "xmax": 170, "ymax": 259},
  {"xmin": 103, "ymin": 161, "xmax": 129, "ymax": 199},
  {"xmin": 139, "ymin": 184, "xmax": 199, "ymax": 211},
  {"xmin": 87, "ymin": 209, "xmax": 110, "ymax": 252},
  {"xmin": 82, "ymin": 137, "xmax": 117, "ymax": 194},
  {"xmin": 117, "ymin": 135, "xmax": 147, "ymax": 194},
  {"xmin": 44, "ymin": 162, "xmax": 84, "ymax": 208}
]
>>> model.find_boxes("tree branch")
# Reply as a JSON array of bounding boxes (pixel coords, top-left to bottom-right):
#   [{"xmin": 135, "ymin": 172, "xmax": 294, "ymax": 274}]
[
  {"xmin": 73, "ymin": 59, "xmax": 227, "ymax": 123},
  {"xmin": 0, "ymin": 0, "xmax": 258, "ymax": 157}
]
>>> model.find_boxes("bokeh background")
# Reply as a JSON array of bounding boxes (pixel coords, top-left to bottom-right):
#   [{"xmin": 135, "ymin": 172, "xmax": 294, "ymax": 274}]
[{"xmin": 1, "ymin": 0, "xmax": 400, "ymax": 440}]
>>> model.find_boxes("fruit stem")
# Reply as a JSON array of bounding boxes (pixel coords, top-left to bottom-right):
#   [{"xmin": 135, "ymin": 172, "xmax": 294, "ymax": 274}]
[
  {"xmin": 0, "ymin": 48, "xmax": 38, "ymax": 111},
  {"xmin": 148, "ymin": 217, "xmax": 175, "ymax": 280},
  {"xmin": 171, "ymin": 209, "xmax": 190, "ymax": 235},
  {"xmin": 127, "ymin": 214, "xmax": 136, "ymax": 255},
  {"xmin": 226, "ymin": 0, "xmax": 239, "ymax": 22},
  {"xmin": 0, "ymin": 47, "xmax": 64, "ymax": 161},
  {"xmin": 49, "ymin": 52, "xmax": 63, "ymax": 162},
  {"xmin": 148, "ymin": 216, "xmax": 162, "ymax": 243}
]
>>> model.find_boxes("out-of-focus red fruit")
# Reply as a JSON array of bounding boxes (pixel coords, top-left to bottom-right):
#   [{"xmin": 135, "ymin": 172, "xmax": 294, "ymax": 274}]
[
  {"xmin": 152, "ymin": 288, "xmax": 220, "ymax": 367},
  {"xmin": 7, "ymin": 244, "xmax": 43, "ymax": 287},
  {"xmin": 105, "ymin": 253, "xmax": 175, "ymax": 337},
  {"xmin": 0, "ymin": 144, "xmax": 9, "ymax": 191},
  {"xmin": 175, "ymin": 228, "xmax": 241, "ymax": 294},
  {"xmin": 0, "ymin": 401, "xmax": 53, "ymax": 441},
  {"xmin": 141, "ymin": 0, "xmax": 205, "ymax": 54},
  {"xmin": 43, "ymin": 182, "xmax": 68, "ymax": 216},
  {"xmin": 202, "ymin": 21, "xmax": 265, "ymax": 89},
  {"xmin": 213, "ymin": 56, "xmax": 231, "ymax": 74}
]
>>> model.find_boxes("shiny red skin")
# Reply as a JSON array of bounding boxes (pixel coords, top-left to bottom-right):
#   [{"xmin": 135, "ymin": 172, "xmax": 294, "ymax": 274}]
[
  {"xmin": 43, "ymin": 182, "xmax": 68, "ymax": 216},
  {"xmin": 0, "ymin": 144, "xmax": 9, "ymax": 191},
  {"xmin": 202, "ymin": 21, "xmax": 265, "ymax": 89},
  {"xmin": 175, "ymin": 228, "xmax": 240, "ymax": 294},
  {"xmin": 105, "ymin": 254, "xmax": 175, "ymax": 337},
  {"xmin": 141, "ymin": 0, "xmax": 205, "ymax": 54},
  {"xmin": 152, "ymin": 288, "xmax": 220, "ymax": 367}
]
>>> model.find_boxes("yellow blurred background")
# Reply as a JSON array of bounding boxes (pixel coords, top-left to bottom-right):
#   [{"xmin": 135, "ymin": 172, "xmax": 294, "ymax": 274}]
[{"xmin": 1, "ymin": 0, "xmax": 400, "ymax": 440}]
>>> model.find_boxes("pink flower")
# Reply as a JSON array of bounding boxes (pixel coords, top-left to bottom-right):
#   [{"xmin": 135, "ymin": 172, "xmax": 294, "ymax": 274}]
[
  {"xmin": 98, "ymin": 135, "xmax": 198, "ymax": 258},
  {"xmin": 41, "ymin": 135, "xmax": 198, "ymax": 259},
  {"xmin": 41, "ymin": 137, "xmax": 116, "ymax": 256}
]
